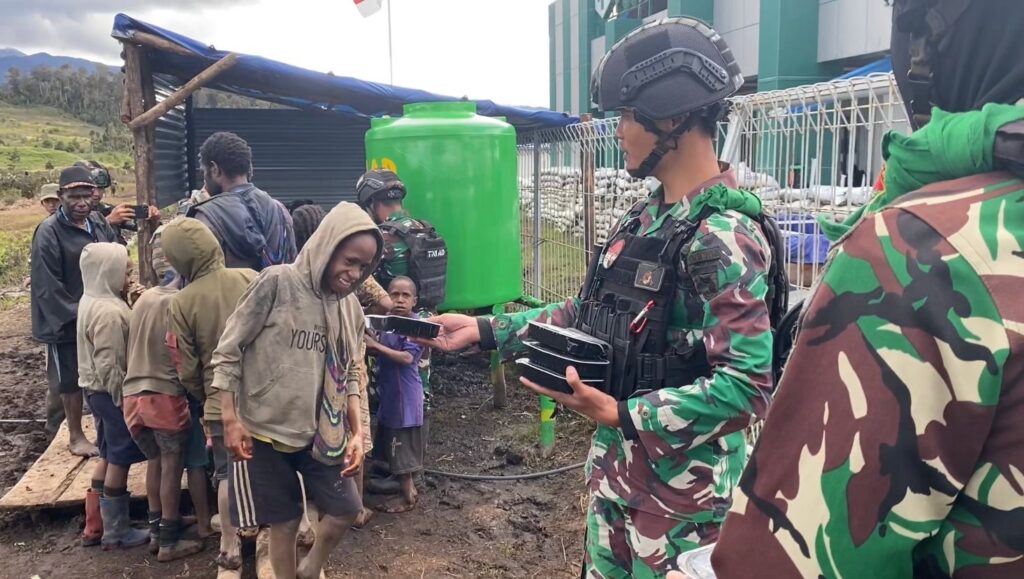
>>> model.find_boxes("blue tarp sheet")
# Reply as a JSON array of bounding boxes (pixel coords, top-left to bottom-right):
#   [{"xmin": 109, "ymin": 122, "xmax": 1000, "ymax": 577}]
[
  {"xmin": 111, "ymin": 14, "xmax": 577, "ymax": 132},
  {"xmin": 837, "ymin": 56, "xmax": 893, "ymax": 80}
]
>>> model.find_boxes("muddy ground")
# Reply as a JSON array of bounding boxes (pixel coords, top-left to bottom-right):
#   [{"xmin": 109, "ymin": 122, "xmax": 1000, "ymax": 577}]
[{"xmin": 0, "ymin": 301, "xmax": 592, "ymax": 578}]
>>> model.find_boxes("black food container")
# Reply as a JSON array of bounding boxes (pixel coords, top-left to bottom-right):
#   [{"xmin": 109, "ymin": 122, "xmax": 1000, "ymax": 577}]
[
  {"xmin": 515, "ymin": 359, "xmax": 605, "ymax": 395},
  {"xmin": 366, "ymin": 315, "xmax": 441, "ymax": 339},
  {"xmin": 526, "ymin": 321, "xmax": 611, "ymax": 360},
  {"xmin": 523, "ymin": 340, "xmax": 609, "ymax": 381}
]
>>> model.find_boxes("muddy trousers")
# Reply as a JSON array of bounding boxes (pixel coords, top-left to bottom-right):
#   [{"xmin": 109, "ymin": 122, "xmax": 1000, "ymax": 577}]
[{"xmin": 583, "ymin": 497, "xmax": 719, "ymax": 579}]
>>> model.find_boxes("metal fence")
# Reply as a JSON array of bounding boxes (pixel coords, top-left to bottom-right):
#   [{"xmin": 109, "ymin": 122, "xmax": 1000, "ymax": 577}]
[{"xmin": 517, "ymin": 73, "xmax": 911, "ymax": 301}]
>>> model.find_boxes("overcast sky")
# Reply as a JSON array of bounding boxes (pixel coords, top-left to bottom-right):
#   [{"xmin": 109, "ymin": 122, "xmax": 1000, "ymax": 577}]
[{"xmin": 0, "ymin": 0, "xmax": 554, "ymax": 107}]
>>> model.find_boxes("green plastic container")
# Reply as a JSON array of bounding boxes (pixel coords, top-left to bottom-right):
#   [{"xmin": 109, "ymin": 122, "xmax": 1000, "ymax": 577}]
[{"xmin": 365, "ymin": 102, "xmax": 521, "ymax": 310}]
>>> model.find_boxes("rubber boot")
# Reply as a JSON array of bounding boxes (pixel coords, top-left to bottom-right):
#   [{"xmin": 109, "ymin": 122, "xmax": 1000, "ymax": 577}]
[
  {"xmin": 157, "ymin": 519, "xmax": 204, "ymax": 562},
  {"xmin": 81, "ymin": 489, "xmax": 103, "ymax": 547},
  {"xmin": 148, "ymin": 511, "xmax": 161, "ymax": 555},
  {"xmin": 99, "ymin": 494, "xmax": 150, "ymax": 550}
]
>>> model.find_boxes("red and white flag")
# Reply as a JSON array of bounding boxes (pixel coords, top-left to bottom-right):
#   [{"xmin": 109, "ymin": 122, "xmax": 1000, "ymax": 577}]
[{"xmin": 354, "ymin": 0, "xmax": 384, "ymax": 17}]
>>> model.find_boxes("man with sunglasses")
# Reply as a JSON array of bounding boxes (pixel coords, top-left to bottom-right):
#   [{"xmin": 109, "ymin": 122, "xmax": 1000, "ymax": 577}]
[{"xmin": 423, "ymin": 19, "xmax": 788, "ymax": 577}]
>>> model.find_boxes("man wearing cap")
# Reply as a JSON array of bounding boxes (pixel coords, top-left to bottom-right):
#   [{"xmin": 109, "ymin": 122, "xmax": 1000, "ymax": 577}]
[
  {"xmin": 31, "ymin": 165, "xmax": 119, "ymax": 457},
  {"xmin": 75, "ymin": 160, "xmax": 159, "ymax": 246},
  {"xmin": 39, "ymin": 183, "xmax": 60, "ymax": 216}
]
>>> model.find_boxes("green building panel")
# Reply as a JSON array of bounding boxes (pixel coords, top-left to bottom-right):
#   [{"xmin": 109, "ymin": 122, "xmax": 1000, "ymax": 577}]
[{"xmin": 758, "ymin": 0, "xmax": 841, "ymax": 91}]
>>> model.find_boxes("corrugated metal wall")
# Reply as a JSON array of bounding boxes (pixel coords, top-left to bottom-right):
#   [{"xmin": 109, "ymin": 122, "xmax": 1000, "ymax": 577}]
[
  {"xmin": 190, "ymin": 108, "xmax": 370, "ymax": 209},
  {"xmin": 152, "ymin": 74, "xmax": 191, "ymax": 208}
]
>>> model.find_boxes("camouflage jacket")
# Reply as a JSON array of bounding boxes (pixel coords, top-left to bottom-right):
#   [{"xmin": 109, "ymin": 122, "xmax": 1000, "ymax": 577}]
[
  {"xmin": 485, "ymin": 166, "xmax": 774, "ymax": 525},
  {"xmin": 713, "ymin": 172, "xmax": 1024, "ymax": 576},
  {"xmin": 376, "ymin": 209, "xmax": 415, "ymax": 283}
]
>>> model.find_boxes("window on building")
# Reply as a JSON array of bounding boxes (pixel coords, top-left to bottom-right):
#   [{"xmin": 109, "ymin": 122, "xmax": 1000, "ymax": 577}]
[{"xmin": 620, "ymin": 0, "xmax": 668, "ymax": 20}]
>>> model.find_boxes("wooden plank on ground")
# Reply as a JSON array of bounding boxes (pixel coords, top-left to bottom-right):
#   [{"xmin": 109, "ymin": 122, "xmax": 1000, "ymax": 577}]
[
  {"xmin": 0, "ymin": 418, "xmax": 92, "ymax": 510},
  {"xmin": 2, "ymin": 416, "xmax": 182, "ymax": 511},
  {"xmin": 52, "ymin": 457, "xmax": 151, "ymax": 508}
]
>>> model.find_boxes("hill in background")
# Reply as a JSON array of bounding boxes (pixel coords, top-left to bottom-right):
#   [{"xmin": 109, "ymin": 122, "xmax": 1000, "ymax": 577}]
[{"xmin": 0, "ymin": 48, "xmax": 117, "ymax": 75}]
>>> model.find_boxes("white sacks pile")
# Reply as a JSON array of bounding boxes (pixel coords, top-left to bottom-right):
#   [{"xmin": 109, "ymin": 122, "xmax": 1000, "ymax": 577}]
[{"xmin": 519, "ymin": 167, "xmax": 659, "ymax": 245}]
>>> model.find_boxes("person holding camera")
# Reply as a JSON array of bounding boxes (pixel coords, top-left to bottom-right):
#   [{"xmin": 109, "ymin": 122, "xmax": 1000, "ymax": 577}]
[{"xmin": 74, "ymin": 160, "xmax": 160, "ymax": 246}]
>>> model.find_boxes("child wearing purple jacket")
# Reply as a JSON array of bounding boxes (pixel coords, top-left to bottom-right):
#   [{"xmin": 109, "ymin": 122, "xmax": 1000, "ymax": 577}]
[{"xmin": 366, "ymin": 276, "xmax": 425, "ymax": 513}]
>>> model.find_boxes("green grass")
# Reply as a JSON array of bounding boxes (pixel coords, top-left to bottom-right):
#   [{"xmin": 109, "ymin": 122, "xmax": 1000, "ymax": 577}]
[
  {"xmin": 0, "ymin": 101, "xmax": 132, "ymax": 171},
  {"xmin": 521, "ymin": 221, "xmax": 589, "ymax": 303},
  {"xmin": 0, "ymin": 230, "xmax": 32, "ymax": 287}
]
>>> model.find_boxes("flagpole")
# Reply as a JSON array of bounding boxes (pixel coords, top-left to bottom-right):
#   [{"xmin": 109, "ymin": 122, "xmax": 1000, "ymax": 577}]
[{"xmin": 387, "ymin": 0, "xmax": 394, "ymax": 85}]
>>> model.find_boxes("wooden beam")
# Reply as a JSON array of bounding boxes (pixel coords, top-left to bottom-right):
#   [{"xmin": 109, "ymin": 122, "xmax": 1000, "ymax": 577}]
[
  {"xmin": 123, "ymin": 41, "xmax": 158, "ymax": 286},
  {"xmin": 131, "ymin": 31, "xmax": 195, "ymax": 58},
  {"xmin": 128, "ymin": 53, "xmax": 239, "ymax": 130}
]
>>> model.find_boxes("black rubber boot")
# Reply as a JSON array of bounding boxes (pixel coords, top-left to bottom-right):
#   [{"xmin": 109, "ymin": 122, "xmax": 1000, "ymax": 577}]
[{"xmin": 157, "ymin": 519, "xmax": 204, "ymax": 562}]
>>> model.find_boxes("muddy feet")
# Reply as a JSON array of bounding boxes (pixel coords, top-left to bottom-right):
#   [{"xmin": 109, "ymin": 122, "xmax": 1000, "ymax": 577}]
[{"xmin": 68, "ymin": 435, "xmax": 97, "ymax": 457}]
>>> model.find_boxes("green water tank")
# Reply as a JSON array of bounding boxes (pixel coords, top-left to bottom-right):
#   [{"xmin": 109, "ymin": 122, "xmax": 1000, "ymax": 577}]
[{"xmin": 365, "ymin": 102, "xmax": 521, "ymax": 310}]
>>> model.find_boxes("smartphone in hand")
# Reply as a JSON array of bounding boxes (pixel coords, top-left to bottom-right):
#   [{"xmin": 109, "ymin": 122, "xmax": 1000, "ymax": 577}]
[{"xmin": 132, "ymin": 205, "xmax": 150, "ymax": 220}]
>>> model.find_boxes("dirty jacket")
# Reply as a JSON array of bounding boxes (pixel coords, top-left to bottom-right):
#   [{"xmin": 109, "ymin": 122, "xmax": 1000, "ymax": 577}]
[
  {"xmin": 713, "ymin": 105, "xmax": 1024, "ymax": 578},
  {"xmin": 188, "ymin": 183, "xmax": 296, "ymax": 271},
  {"xmin": 30, "ymin": 208, "xmax": 118, "ymax": 344},
  {"xmin": 164, "ymin": 218, "xmax": 257, "ymax": 422},
  {"xmin": 76, "ymin": 243, "xmax": 130, "ymax": 403},
  {"xmin": 484, "ymin": 166, "xmax": 773, "ymax": 533},
  {"xmin": 123, "ymin": 283, "xmax": 190, "ymax": 399},
  {"xmin": 211, "ymin": 202, "xmax": 383, "ymax": 450}
]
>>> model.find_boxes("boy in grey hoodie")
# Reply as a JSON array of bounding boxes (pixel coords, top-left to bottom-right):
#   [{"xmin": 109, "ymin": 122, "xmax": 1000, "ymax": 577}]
[
  {"xmin": 76, "ymin": 242, "xmax": 149, "ymax": 550},
  {"xmin": 213, "ymin": 202, "xmax": 382, "ymax": 579}
]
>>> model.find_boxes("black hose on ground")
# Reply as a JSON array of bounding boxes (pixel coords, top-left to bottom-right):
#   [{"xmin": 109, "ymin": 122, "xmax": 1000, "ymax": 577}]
[{"xmin": 423, "ymin": 461, "xmax": 585, "ymax": 481}]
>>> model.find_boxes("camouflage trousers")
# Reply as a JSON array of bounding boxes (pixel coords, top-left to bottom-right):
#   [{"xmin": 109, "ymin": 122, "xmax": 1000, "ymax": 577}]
[{"xmin": 584, "ymin": 496, "xmax": 719, "ymax": 578}]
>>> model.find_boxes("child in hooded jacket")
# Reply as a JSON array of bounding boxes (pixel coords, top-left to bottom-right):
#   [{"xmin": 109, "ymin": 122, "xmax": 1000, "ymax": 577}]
[
  {"xmin": 76, "ymin": 242, "xmax": 149, "ymax": 550},
  {"xmin": 212, "ymin": 202, "xmax": 382, "ymax": 579}
]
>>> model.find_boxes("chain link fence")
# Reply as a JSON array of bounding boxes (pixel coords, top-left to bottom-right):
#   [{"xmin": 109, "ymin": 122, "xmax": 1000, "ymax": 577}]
[{"xmin": 517, "ymin": 73, "xmax": 911, "ymax": 302}]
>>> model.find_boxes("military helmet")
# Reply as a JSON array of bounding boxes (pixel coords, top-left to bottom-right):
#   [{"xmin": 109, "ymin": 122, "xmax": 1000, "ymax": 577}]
[
  {"xmin": 73, "ymin": 159, "xmax": 112, "ymax": 189},
  {"xmin": 591, "ymin": 18, "xmax": 744, "ymax": 121},
  {"xmin": 356, "ymin": 169, "xmax": 406, "ymax": 207},
  {"xmin": 891, "ymin": 0, "xmax": 1024, "ymax": 128}
]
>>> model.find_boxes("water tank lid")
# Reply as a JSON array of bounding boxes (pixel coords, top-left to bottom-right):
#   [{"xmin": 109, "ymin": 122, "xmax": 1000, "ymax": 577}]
[{"xmin": 403, "ymin": 101, "xmax": 477, "ymax": 117}]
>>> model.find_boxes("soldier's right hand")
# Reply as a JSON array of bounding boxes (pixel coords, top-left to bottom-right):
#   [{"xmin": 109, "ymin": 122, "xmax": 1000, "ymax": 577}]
[{"xmin": 418, "ymin": 313, "xmax": 480, "ymax": 352}]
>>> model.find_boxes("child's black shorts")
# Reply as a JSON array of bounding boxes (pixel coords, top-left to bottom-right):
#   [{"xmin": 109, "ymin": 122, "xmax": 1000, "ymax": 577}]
[{"xmin": 228, "ymin": 438, "xmax": 361, "ymax": 527}]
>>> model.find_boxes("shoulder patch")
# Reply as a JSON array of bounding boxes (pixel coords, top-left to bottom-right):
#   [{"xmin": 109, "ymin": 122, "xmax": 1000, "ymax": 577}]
[{"xmin": 685, "ymin": 246, "xmax": 725, "ymax": 301}]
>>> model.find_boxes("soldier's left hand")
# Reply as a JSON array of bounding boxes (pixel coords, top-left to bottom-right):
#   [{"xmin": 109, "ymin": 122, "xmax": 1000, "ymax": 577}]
[{"xmin": 520, "ymin": 366, "xmax": 621, "ymax": 428}]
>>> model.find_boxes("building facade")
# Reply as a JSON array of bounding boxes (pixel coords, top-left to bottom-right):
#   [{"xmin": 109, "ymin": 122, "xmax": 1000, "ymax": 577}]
[{"xmin": 550, "ymin": 0, "xmax": 894, "ymax": 115}]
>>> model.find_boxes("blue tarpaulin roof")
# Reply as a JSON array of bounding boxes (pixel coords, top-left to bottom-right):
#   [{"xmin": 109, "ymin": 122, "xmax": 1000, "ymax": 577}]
[
  {"xmin": 110, "ymin": 14, "xmax": 577, "ymax": 132},
  {"xmin": 837, "ymin": 56, "xmax": 893, "ymax": 80}
]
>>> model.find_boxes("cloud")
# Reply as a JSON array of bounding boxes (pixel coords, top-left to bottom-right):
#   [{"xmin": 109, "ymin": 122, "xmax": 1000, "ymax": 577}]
[{"xmin": 0, "ymin": 0, "xmax": 255, "ymax": 62}]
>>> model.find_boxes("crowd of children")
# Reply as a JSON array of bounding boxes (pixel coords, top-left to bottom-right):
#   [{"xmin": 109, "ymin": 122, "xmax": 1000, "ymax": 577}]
[{"xmin": 32, "ymin": 157, "xmax": 433, "ymax": 578}]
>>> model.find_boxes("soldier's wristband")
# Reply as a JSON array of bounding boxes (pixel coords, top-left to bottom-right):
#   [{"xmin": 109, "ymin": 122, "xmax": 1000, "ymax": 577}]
[
  {"xmin": 618, "ymin": 401, "xmax": 640, "ymax": 440},
  {"xmin": 477, "ymin": 317, "xmax": 497, "ymax": 351}
]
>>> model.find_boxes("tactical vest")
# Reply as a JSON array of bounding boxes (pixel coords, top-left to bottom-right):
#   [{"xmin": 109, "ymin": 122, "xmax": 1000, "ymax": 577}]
[
  {"xmin": 575, "ymin": 202, "xmax": 789, "ymax": 401},
  {"xmin": 378, "ymin": 219, "xmax": 448, "ymax": 308}
]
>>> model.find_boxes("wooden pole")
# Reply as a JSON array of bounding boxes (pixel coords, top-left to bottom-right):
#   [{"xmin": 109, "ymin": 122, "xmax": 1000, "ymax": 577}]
[
  {"xmin": 122, "ymin": 41, "xmax": 158, "ymax": 286},
  {"xmin": 128, "ymin": 53, "xmax": 239, "ymax": 130},
  {"xmin": 580, "ymin": 113, "xmax": 597, "ymax": 262},
  {"xmin": 130, "ymin": 31, "xmax": 196, "ymax": 58}
]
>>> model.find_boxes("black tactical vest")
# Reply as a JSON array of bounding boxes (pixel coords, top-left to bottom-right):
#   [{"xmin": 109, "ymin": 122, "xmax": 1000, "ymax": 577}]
[
  {"xmin": 378, "ymin": 218, "xmax": 448, "ymax": 308},
  {"xmin": 575, "ymin": 201, "xmax": 789, "ymax": 401}
]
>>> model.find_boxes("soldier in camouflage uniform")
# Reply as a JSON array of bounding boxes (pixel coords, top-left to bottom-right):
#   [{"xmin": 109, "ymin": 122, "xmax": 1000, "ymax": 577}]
[
  {"xmin": 356, "ymin": 170, "xmax": 435, "ymax": 402},
  {"xmin": 425, "ymin": 20, "xmax": 785, "ymax": 578},
  {"xmin": 710, "ymin": 1, "xmax": 1024, "ymax": 577}
]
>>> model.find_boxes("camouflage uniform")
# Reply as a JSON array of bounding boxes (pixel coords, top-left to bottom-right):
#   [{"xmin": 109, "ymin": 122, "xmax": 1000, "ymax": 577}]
[
  {"xmin": 712, "ymin": 105, "xmax": 1024, "ymax": 578},
  {"xmin": 487, "ymin": 166, "xmax": 774, "ymax": 577}
]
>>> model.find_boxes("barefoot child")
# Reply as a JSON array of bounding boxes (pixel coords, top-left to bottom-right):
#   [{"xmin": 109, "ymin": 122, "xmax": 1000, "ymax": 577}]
[
  {"xmin": 366, "ymin": 276, "xmax": 426, "ymax": 514},
  {"xmin": 213, "ymin": 202, "xmax": 381, "ymax": 579},
  {"xmin": 77, "ymin": 242, "xmax": 149, "ymax": 549},
  {"xmin": 122, "ymin": 226, "xmax": 204, "ymax": 561}
]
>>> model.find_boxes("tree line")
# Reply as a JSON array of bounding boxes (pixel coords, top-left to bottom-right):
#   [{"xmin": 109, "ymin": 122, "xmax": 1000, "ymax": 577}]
[{"xmin": 1, "ymin": 64, "xmax": 275, "ymax": 153}]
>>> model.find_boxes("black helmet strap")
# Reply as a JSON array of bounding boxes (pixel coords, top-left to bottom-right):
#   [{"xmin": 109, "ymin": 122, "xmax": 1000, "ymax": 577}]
[
  {"xmin": 631, "ymin": 113, "xmax": 696, "ymax": 179},
  {"xmin": 896, "ymin": 0, "xmax": 974, "ymax": 128}
]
